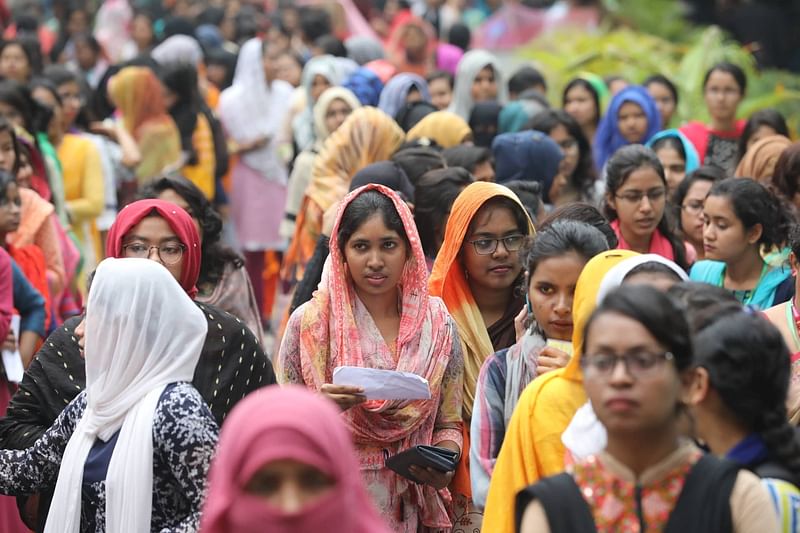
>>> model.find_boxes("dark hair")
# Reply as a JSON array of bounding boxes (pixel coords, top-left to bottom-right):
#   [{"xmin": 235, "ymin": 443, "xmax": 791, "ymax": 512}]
[
  {"xmin": 538, "ymin": 202, "xmax": 618, "ymax": 248},
  {"xmin": 651, "ymin": 135, "xmax": 686, "ymax": 162},
  {"xmin": 71, "ymin": 32, "xmax": 102, "ymax": 55},
  {"xmin": 0, "ymin": 80, "xmax": 51, "ymax": 133},
  {"xmin": 771, "ymin": 143, "xmax": 800, "ymax": 202},
  {"xmin": 667, "ymin": 281, "xmax": 741, "ymax": 334},
  {"xmin": 502, "ymin": 180, "xmax": 543, "ymax": 224},
  {"xmin": 426, "ymin": 70, "xmax": 454, "ymax": 89},
  {"xmin": 562, "ymin": 78, "xmax": 600, "ymax": 126},
  {"xmin": 391, "ymin": 146, "xmax": 447, "ymax": 185},
  {"xmin": 29, "ymin": 77, "xmax": 62, "ymax": 108},
  {"xmin": 139, "ymin": 176, "xmax": 244, "ymax": 288},
  {"xmin": 508, "ymin": 66, "xmax": 547, "ymax": 96},
  {"xmin": 314, "ymin": 34, "xmax": 347, "ymax": 57},
  {"xmin": 159, "ymin": 63, "xmax": 200, "ymax": 161},
  {"xmin": 604, "ymin": 145, "xmax": 688, "ymax": 268},
  {"xmin": 528, "ymin": 109, "xmax": 596, "ymax": 195},
  {"xmin": 471, "ymin": 195, "xmax": 530, "ymax": 238},
  {"xmin": 415, "ymin": 167, "xmax": 474, "ymax": 257},
  {"xmin": 623, "ymin": 261, "xmax": 684, "ymax": 283},
  {"xmin": 707, "ymin": 178, "xmax": 792, "ymax": 250},
  {"xmin": 672, "ymin": 165, "xmax": 725, "ymax": 232},
  {"xmin": 0, "ymin": 169, "xmax": 16, "ymax": 197},
  {"xmin": 0, "ymin": 118, "xmax": 21, "ymax": 175},
  {"xmin": 299, "ymin": 7, "xmax": 332, "ymax": 43},
  {"xmin": 583, "ymin": 284, "xmax": 693, "ymax": 371},
  {"xmin": 448, "ymin": 23, "xmax": 471, "ymax": 52},
  {"xmin": 523, "ymin": 220, "xmax": 608, "ymax": 275},
  {"xmin": 0, "ymin": 36, "xmax": 43, "ymax": 80},
  {"xmin": 43, "ymin": 64, "xmax": 92, "ymax": 126},
  {"xmin": 788, "ymin": 224, "xmax": 800, "ymax": 258},
  {"xmin": 694, "ymin": 313, "xmax": 800, "ymax": 480},
  {"xmin": 703, "ymin": 62, "xmax": 747, "ymax": 94},
  {"xmin": 337, "ymin": 189, "xmax": 409, "ymax": 255},
  {"xmin": 643, "ymin": 74, "xmax": 679, "ymax": 106},
  {"xmin": 738, "ymin": 109, "xmax": 790, "ymax": 162},
  {"xmin": 442, "ymin": 145, "xmax": 492, "ymax": 172}
]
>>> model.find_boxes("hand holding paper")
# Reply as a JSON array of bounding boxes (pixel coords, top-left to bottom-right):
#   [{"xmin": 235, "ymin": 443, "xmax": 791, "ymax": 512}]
[{"xmin": 332, "ymin": 366, "xmax": 431, "ymax": 400}]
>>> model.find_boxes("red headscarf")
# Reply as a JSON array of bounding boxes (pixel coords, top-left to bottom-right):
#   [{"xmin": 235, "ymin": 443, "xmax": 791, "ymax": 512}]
[
  {"xmin": 105, "ymin": 199, "xmax": 201, "ymax": 298},
  {"xmin": 200, "ymin": 385, "xmax": 392, "ymax": 533}
]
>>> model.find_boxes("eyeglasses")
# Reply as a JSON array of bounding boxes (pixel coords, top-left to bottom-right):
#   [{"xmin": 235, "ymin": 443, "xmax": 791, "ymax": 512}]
[
  {"xmin": 468, "ymin": 234, "xmax": 525, "ymax": 256},
  {"xmin": 581, "ymin": 351, "xmax": 674, "ymax": 379},
  {"xmin": 681, "ymin": 201, "xmax": 704, "ymax": 215},
  {"xmin": 122, "ymin": 242, "xmax": 185, "ymax": 265},
  {"xmin": 615, "ymin": 188, "xmax": 666, "ymax": 205}
]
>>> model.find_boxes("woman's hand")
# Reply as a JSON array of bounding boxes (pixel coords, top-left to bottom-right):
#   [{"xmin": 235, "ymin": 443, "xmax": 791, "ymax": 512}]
[
  {"xmin": 408, "ymin": 465, "xmax": 455, "ymax": 490},
  {"xmin": 320, "ymin": 383, "xmax": 366, "ymax": 411},
  {"xmin": 537, "ymin": 346, "xmax": 570, "ymax": 375},
  {"xmin": 514, "ymin": 307, "xmax": 528, "ymax": 342}
]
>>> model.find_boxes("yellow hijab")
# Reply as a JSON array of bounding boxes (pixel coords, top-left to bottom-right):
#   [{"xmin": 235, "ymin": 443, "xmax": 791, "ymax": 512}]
[{"xmin": 406, "ymin": 111, "xmax": 472, "ymax": 149}]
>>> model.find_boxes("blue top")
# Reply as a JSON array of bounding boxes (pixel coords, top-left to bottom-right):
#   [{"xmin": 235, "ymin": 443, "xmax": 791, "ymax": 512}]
[{"xmin": 689, "ymin": 260, "xmax": 792, "ymax": 309}]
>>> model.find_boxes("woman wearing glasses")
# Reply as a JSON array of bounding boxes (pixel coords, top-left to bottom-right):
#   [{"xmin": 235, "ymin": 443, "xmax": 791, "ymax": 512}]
[
  {"xmin": 605, "ymin": 145, "xmax": 690, "ymax": 269},
  {"xmin": 516, "ymin": 285, "xmax": 776, "ymax": 532},
  {"xmin": 672, "ymin": 166, "xmax": 725, "ymax": 262},
  {"xmin": 690, "ymin": 178, "xmax": 793, "ymax": 309},
  {"xmin": 429, "ymin": 181, "xmax": 533, "ymax": 527}
]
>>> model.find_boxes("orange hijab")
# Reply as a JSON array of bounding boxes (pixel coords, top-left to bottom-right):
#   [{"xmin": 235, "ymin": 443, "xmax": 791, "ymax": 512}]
[
  {"xmin": 429, "ymin": 182, "xmax": 533, "ymax": 421},
  {"xmin": 108, "ymin": 66, "xmax": 174, "ymax": 141}
]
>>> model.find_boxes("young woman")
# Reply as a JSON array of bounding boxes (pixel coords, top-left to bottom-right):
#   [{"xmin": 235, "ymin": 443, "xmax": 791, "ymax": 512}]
[
  {"xmin": 0, "ymin": 38, "xmax": 41, "ymax": 84},
  {"xmin": 443, "ymin": 144, "xmax": 496, "ymax": 182},
  {"xmin": 448, "ymin": 49, "xmax": 505, "ymax": 121},
  {"xmin": 469, "ymin": 101, "xmax": 502, "ymax": 148},
  {"xmin": 562, "ymin": 75, "xmax": 607, "ymax": 148},
  {"xmin": 386, "ymin": 14, "xmax": 437, "ymax": 77},
  {"xmin": 672, "ymin": 166, "xmax": 726, "ymax": 261},
  {"xmin": 428, "ymin": 181, "xmax": 533, "ymax": 527},
  {"xmin": 378, "ymin": 73, "xmax": 431, "ymax": 120},
  {"xmin": 734, "ymin": 134, "xmax": 792, "ymax": 182},
  {"xmin": 594, "ymin": 85, "xmax": 661, "ymax": 171},
  {"xmin": 470, "ymin": 221, "xmax": 608, "ymax": 508},
  {"xmin": 281, "ymin": 106, "xmax": 404, "ymax": 291},
  {"xmin": 427, "ymin": 70, "xmax": 454, "ymax": 110},
  {"xmin": 529, "ymin": 109, "xmax": 598, "ymax": 204},
  {"xmin": 482, "ymin": 249, "xmax": 636, "ymax": 533},
  {"xmin": 646, "ymin": 129, "xmax": 700, "ymax": 194},
  {"xmin": 605, "ymin": 145, "xmax": 689, "ymax": 268},
  {"xmin": 680, "ymin": 62, "xmax": 748, "ymax": 175},
  {"xmin": 200, "ymin": 386, "xmax": 391, "ymax": 533},
  {"xmin": 492, "ymin": 130, "xmax": 564, "ymax": 205},
  {"xmin": 516, "ymin": 285, "xmax": 776, "ymax": 532},
  {"xmin": 737, "ymin": 108, "xmax": 790, "ymax": 163},
  {"xmin": 107, "ymin": 66, "xmax": 182, "ymax": 185},
  {"xmin": 281, "ymin": 87, "xmax": 361, "ymax": 242},
  {"xmin": 0, "ymin": 258, "xmax": 220, "ymax": 532},
  {"xmin": 279, "ymin": 184, "xmax": 464, "ymax": 532},
  {"xmin": 140, "ymin": 176, "xmax": 265, "ymax": 345},
  {"xmin": 217, "ymin": 38, "xmax": 294, "ymax": 320},
  {"xmin": 291, "ymin": 54, "xmax": 347, "ymax": 152},
  {"xmin": 690, "ymin": 178, "xmax": 793, "ymax": 308},
  {"xmin": 643, "ymin": 73, "xmax": 679, "ymax": 128},
  {"xmin": 690, "ymin": 311, "xmax": 800, "ymax": 530}
]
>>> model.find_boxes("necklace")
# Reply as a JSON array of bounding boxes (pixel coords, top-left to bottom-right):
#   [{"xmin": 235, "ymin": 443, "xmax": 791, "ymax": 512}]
[{"xmin": 719, "ymin": 262, "xmax": 768, "ymax": 305}]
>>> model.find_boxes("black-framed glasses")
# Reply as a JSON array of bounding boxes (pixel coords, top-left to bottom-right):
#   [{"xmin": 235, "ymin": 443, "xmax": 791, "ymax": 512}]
[
  {"xmin": 615, "ymin": 188, "xmax": 666, "ymax": 205},
  {"xmin": 468, "ymin": 234, "xmax": 525, "ymax": 256},
  {"xmin": 122, "ymin": 242, "xmax": 185, "ymax": 265},
  {"xmin": 581, "ymin": 351, "xmax": 674, "ymax": 379}
]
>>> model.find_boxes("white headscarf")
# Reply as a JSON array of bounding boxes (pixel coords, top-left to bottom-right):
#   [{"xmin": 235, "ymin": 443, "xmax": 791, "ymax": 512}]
[
  {"xmin": 45, "ymin": 258, "xmax": 208, "ymax": 533},
  {"xmin": 217, "ymin": 38, "xmax": 293, "ymax": 180},
  {"xmin": 448, "ymin": 49, "xmax": 507, "ymax": 121},
  {"xmin": 152, "ymin": 34, "xmax": 204, "ymax": 66}
]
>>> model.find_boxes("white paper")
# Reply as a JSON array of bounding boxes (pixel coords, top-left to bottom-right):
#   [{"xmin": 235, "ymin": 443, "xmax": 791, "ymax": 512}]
[
  {"xmin": 333, "ymin": 366, "xmax": 431, "ymax": 400},
  {"xmin": 2, "ymin": 315, "xmax": 23, "ymax": 383}
]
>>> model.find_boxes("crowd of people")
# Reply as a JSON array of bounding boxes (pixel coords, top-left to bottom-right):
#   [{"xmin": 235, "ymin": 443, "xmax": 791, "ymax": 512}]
[{"xmin": 0, "ymin": 0, "xmax": 795, "ymax": 532}]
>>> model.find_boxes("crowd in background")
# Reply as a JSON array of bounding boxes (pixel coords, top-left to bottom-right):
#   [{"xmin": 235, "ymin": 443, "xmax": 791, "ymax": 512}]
[{"xmin": 0, "ymin": 0, "xmax": 793, "ymax": 532}]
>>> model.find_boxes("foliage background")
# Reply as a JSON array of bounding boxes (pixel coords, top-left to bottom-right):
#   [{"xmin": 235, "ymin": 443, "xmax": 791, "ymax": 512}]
[{"xmin": 513, "ymin": 0, "xmax": 800, "ymax": 132}]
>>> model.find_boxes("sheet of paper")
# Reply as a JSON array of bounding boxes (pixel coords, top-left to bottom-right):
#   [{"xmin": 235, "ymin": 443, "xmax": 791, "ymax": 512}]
[
  {"xmin": 333, "ymin": 366, "xmax": 431, "ymax": 400},
  {"xmin": 2, "ymin": 315, "xmax": 23, "ymax": 383}
]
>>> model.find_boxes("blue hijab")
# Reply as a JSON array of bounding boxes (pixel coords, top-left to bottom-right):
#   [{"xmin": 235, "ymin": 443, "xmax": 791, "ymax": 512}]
[
  {"xmin": 343, "ymin": 67, "xmax": 384, "ymax": 107},
  {"xmin": 646, "ymin": 129, "xmax": 701, "ymax": 174},
  {"xmin": 492, "ymin": 130, "xmax": 563, "ymax": 203},
  {"xmin": 378, "ymin": 73, "xmax": 431, "ymax": 120},
  {"xmin": 594, "ymin": 85, "xmax": 661, "ymax": 171}
]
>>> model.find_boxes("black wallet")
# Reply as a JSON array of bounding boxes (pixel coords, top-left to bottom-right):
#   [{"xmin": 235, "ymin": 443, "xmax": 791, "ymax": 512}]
[{"xmin": 385, "ymin": 445, "xmax": 459, "ymax": 483}]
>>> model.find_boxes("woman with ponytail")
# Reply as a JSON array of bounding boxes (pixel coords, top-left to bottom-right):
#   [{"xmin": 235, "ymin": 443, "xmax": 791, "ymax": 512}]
[
  {"xmin": 690, "ymin": 178, "xmax": 794, "ymax": 309},
  {"xmin": 688, "ymin": 311, "xmax": 800, "ymax": 531}
]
